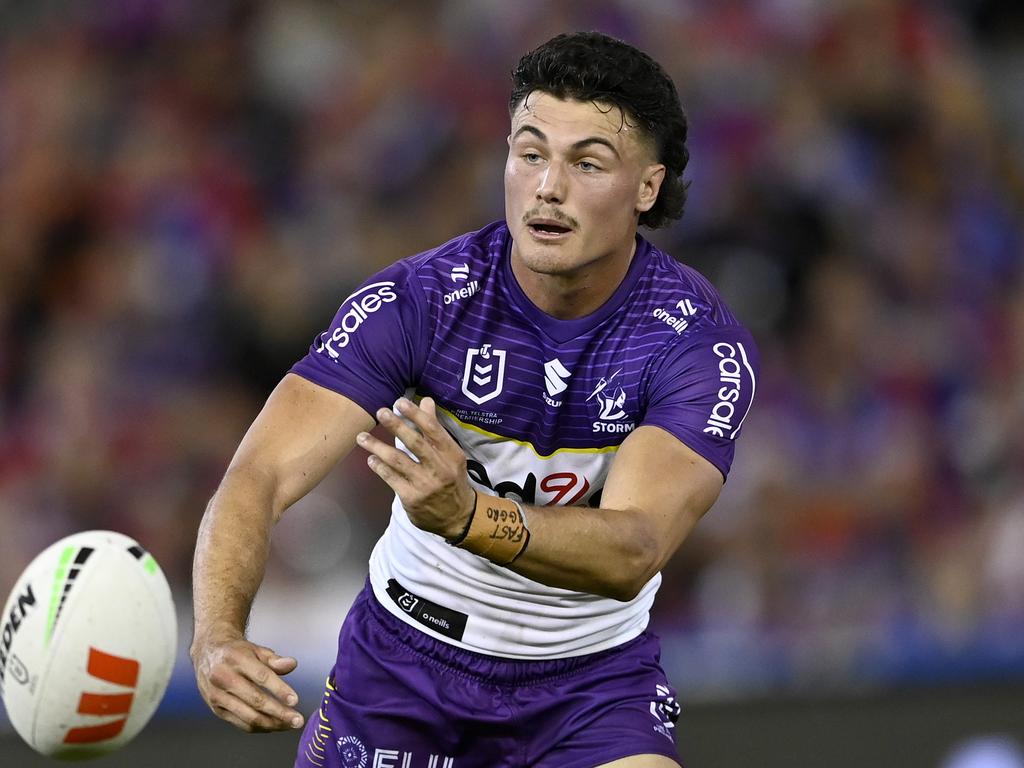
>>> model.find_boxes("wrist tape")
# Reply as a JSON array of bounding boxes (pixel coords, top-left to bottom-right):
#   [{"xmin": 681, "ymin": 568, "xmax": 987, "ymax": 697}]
[{"xmin": 448, "ymin": 492, "xmax": 530, "ymax": 565}]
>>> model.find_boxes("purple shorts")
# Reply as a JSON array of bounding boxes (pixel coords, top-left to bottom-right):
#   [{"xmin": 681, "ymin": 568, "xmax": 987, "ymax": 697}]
[{"xmin": 294, "ymin": 582, "xmax": 681, "ymax": 768}]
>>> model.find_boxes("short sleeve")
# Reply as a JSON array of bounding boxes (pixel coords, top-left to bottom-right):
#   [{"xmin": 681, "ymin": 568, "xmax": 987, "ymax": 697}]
[
  {"xmin": 641, "ymin": 325, "xmax": 759, "ymax": 480},
  {"xmin": 289, "ymin": 260, "xmax": 430, "ymax": 416}
]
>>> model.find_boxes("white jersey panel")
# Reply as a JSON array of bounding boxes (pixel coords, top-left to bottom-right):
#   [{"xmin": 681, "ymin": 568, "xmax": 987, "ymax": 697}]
[{"xmin": 368, "ymin": 410, "xmax": 659, "ymax": 659}]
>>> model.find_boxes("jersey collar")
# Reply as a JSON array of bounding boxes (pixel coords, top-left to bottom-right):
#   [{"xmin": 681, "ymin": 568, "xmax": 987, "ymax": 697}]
[{"xmin": 497, "ymin": 225, "xmax": 652, "ymax": 344}]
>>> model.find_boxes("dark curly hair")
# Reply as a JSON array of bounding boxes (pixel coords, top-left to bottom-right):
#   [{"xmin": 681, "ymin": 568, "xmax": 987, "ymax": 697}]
[{"xmin": 510, "ymin": 32, "xmax": 690, "ymax": 229}]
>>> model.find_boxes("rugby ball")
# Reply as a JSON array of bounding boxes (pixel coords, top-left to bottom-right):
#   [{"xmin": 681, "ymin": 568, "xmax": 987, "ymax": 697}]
[{"xmin": 0, "ymin": 530, "xmax": 177, "ymax": 759}]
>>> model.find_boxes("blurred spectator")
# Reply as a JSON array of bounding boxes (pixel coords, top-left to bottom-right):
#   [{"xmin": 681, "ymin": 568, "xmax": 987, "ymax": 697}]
[{"xmin": 1, "ymin": 0, "xmax": 1022, "ymax": 697}]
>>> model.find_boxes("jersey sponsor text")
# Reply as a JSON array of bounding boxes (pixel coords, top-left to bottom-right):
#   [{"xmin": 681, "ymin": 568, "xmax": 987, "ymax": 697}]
[
  {"xmin": 703, "ymin": 341, "xmax": 755, "ymax": 439},
  {"xmin": 315, "ymin": 282, "xmax": 398, "ymax": 358}
]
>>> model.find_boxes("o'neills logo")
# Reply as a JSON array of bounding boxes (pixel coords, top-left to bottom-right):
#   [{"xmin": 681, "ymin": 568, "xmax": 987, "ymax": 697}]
[
  {"xmin": 704, "ymin": 342, "xmax": 756, "ymax": 439},
  {"xmin": 443, "ymin": 280, "xmax": 479, "ymax": 305},
  {"xmin": 315, "ymin": 281, "xmax": 398, "ymax": 358}
]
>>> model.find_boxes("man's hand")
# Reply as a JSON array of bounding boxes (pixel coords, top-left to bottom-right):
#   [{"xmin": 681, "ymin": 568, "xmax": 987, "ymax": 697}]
[
  {"xmin": 191, "ymin": 632, "xmax": 305, "ymax": 733},
  {"xmin": 356, "ymin": 396, "xmax": 475, "ymax": 540}
]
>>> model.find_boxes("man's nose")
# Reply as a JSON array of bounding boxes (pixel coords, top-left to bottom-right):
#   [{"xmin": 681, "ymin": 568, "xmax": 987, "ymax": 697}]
[{"xmin": 536, "ymin": 162, "xmax": 567, "ymax": 204}]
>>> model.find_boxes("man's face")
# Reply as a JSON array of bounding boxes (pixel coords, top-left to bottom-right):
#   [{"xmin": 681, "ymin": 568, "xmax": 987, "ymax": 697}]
[{"xmin": 504, "ymin": 91, "xmax": 664, "ymax": 281}]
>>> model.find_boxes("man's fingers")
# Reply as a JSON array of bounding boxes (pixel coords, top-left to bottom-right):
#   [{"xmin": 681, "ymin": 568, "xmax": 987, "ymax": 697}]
[
  {"xmin": 212, "ymin": 705, "xmax": 257, "ymax": 733},
  {"xmin": 224, "ymin": 669, "xmax": 305, "ymax": 729},
  {"xmin": 374, "ymin": 405, "xmax": 436, "ymax": 462},
  {"xmin": 251, "ymin": 647, "xmax": 300, "ymax": 706},
  {"xmin": 210, "ymin": 688, "xmax": 302, "ymax": 733},
  {"xmin": 366, "ymin": 454, "xmax": 416, "ymax": 499},
  {"xmin": 267, "ymin": 655, "xmax": 299, "ymax": 676},
  {"xmin": 204, "ymin": 644, "xmax": 303, "ymax": 727},
  {"xmin": 393, "ymin": 397, "xmax": 446, "ymax": 445},
  {"xmin": 357, "ymin": 429, "xmax": 419, "ymax": 476}
]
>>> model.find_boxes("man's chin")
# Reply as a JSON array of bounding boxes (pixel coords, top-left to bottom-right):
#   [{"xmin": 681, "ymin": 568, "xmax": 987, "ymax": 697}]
[{"xmin": 515, "ymin": 247, "xmax": 581, "ymax": 277}]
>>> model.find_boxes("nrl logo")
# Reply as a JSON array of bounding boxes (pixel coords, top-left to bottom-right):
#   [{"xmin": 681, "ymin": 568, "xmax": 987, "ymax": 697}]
[{"xmin": 462, "ymin": 344, "xmax": 507, "ymax": 405}]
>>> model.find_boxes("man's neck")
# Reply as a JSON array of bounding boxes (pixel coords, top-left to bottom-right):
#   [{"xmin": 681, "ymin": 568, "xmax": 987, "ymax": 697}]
[{"xmin": 510, "ymin": 240, "xmax": 638, "ymax": 320}]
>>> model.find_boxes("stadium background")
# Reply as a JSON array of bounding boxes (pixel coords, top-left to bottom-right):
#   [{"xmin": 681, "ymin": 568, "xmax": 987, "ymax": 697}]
[{"xmin": 1, "ymin": 0, "xmax": 1022, "ymax": 765}]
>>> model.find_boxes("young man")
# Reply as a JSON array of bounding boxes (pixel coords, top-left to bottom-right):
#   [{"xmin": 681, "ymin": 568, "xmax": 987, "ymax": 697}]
[{"xmin": 191, "ymin": 32, "xmax": 758, "ymax": 768}]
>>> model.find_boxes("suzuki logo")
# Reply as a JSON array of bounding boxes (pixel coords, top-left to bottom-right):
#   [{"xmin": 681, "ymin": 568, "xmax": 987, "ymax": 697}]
[
  {"xmin": 543, "ymin": 359, "xmax": 571, "ymax": 405},
  {"xmin": 450, "ymin": 264, "xmax": 470, "ymax": 282},
  {"xmin": 544, "ymin": 359, "xmax": 571, "ymax": 396},
  {"xmin": 462, "ymin": 344, "xmax": 507, "ymax": 405}
]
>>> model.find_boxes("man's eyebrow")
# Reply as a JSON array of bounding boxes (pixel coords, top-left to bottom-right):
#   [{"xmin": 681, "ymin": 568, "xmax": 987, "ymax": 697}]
[
  {"xmin": 511, "ymin": 126, "xmax": 621, "ymax": 158},
  {"xmin": 512, "ymin": 125, "xmax": 548, "ymax": 143},
  {"xmin": 571, "ymin": 137, "xmax": 620, "ymax": 158}
]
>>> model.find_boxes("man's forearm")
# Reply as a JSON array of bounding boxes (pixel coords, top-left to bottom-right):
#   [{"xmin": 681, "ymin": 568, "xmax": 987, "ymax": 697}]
[
  {"xmin": 498, "ymin": 501, "xmax": 675, "ymax": 602},
  {"xmin": 191, "ymin": 466, "xmax": 278, "ymax": 648}
]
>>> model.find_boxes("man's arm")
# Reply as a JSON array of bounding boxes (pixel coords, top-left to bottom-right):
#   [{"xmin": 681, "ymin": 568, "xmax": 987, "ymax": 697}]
[
  {"xmin": 507, "ymin": 422, "xmax": 722, "ymax": 600},
  {"xmin": 357, "ymin": 397, "xmax": 722, "ymax": 602},
  {"xmin": 191, "ymin": 373, "xmax": 374, "ymax": 732}
]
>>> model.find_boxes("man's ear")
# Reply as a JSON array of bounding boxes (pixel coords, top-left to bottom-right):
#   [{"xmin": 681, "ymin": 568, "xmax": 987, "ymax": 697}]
[{"xmin": 637, "ymin": 163, "xmax": 666, "ymax": 213}]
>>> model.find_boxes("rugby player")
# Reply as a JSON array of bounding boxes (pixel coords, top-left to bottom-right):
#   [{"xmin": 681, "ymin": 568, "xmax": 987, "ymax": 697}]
[{"xmin": 191, "ymin": 31, "xmax": 758, "ymax": 768}]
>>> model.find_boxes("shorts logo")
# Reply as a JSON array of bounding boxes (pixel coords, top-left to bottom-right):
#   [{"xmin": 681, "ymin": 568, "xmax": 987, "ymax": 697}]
[
  {"xmin": 337, "ymin": 735, "xmax": 368, "ymax": 768},
  {"xmin": 462, "ymin": 344, "xmax": 506, "ymax": 405},
  {"xmin": 650, "ymin": 684, "xmax": 681, "ymax": 741},
  {"xmin": 395, "ymin": 591, "xmax": 419, "ymax": 613}
]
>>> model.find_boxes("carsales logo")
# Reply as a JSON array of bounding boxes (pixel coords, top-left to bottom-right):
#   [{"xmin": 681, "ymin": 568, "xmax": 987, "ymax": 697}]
[
  {"xmin": 703, "ymin": 342, "xmax": 756, "ymax": 440},
  {"xmin": 315, "ymin": 281, "xmax": 398, "ymax": 359}
]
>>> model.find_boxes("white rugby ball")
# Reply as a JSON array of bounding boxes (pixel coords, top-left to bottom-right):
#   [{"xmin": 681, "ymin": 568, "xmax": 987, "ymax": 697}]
[{"xmin": 0, "ymin": 530, "xmax": 177, "ymax": 760}]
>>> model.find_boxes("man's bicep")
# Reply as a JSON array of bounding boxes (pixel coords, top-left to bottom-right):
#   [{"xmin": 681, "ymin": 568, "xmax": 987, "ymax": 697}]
[
  {"xmin": 600, "ymin": 426, "xmax": 723, "ymax": 563},
  {"xmin": 228, "ymin": 373, "xmax": 376, "ymax": 515}
]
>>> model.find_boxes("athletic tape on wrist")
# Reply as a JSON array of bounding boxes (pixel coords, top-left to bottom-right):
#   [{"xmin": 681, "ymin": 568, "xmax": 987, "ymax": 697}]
[{"xmin": 450, "ymin": 492, "xmax": 530, "ymax": 566}]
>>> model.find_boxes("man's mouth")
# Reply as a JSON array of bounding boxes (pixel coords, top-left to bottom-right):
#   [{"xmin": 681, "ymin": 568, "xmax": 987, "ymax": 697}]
[{"xmin": 527, "ymin": 219, "xmax": 573, "ymax": 235}]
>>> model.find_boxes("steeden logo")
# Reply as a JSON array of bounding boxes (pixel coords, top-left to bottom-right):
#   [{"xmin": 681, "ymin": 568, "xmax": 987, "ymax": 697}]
[{"xmin": 63, "ymin": 647, "xmax": 139, "ymax": 745}]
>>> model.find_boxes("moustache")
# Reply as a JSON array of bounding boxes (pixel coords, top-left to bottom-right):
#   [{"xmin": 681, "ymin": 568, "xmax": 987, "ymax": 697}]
[{"xmin": 522, "ymin": 208, "xmax": 579, "ymax": 230}]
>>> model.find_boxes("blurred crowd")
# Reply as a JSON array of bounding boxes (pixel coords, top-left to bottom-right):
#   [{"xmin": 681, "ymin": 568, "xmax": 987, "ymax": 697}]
[{"xmin": 1, "ymin": 0, "xmax": 1022, "ymax": 697}]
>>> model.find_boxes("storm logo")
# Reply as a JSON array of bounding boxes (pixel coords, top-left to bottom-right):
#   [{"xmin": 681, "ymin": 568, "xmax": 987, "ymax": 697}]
[{"xmin": 588, "ymin": 369, "xmax": 634, "ymax": 433}]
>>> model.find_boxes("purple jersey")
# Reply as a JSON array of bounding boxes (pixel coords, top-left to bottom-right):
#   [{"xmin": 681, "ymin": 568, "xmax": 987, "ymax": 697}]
[{"xmin": 291, "ymin": 221, "xmax": 758, "ymax": 658}]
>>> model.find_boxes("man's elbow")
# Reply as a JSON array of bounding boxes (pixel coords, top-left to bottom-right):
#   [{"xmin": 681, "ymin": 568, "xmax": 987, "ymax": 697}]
[{"xmin": 602, "ymin": 535, "xmax": 664, "ymax": 602}]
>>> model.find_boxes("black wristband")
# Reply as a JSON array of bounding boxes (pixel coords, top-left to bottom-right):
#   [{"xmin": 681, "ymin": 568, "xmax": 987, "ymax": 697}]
[{"xmin": 446, "ymin": 490, "xmax": 477, "ymax": 546}]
